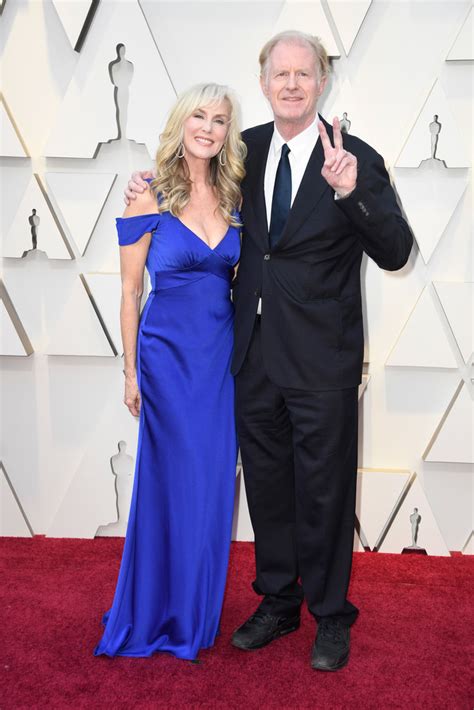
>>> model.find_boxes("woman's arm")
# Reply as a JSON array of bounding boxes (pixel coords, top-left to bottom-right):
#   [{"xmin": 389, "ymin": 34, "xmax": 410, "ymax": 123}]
[{"xmin": 119, "ymin": 188, "xmax": 158, "ymax": 414}]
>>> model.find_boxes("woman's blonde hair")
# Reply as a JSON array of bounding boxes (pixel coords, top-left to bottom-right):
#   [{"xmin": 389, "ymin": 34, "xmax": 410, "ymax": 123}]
[
  {"xmin": 259, "ymin": 30, "xmax": 331, "ymax": 82},
  {"xmin": 150, "ymin": 83, "xmax": 246, "ymax": 227}
]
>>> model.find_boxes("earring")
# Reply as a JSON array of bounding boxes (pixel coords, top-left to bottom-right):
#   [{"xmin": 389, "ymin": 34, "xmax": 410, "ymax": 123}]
[
  {"xmin": 176, "ymin": 142, "xmax": 185, "ymax": 159},
  {"xmin": 218, "ymin": 146, "xmax": 227, "ymax": 167}
]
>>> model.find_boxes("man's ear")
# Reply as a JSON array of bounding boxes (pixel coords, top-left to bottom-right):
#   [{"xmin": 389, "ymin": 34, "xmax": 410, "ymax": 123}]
[
  {"xmin": 317, "ymin": 75, "xmax": 328, "ymax": 98},
  {"xmin": 260, "ymin": 73, "xmax": 269, "ymax": 99}
]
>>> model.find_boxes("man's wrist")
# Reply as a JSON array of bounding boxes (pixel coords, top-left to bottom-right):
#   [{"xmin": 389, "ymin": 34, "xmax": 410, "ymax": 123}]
[{"xmin": 335, "ymin": 184, "xmax": 356, "ymax": 200}]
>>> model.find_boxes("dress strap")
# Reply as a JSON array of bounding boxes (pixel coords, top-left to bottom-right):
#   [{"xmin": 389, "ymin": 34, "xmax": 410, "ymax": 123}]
[{"xmin": 116, "ymin": 213, "xmax": 160, "ymax": 246}]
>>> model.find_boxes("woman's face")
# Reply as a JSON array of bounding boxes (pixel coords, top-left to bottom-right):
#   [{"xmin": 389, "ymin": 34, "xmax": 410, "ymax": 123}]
[{"xmin": 182, "ymin": 99, "xmax": 231, "ymax": 162}]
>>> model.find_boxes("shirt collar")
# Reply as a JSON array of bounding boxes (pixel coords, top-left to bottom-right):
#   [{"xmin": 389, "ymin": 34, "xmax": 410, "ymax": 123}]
[{"xmin": 271, "ymin": 114, "xmax": 320, "ymax": 159}]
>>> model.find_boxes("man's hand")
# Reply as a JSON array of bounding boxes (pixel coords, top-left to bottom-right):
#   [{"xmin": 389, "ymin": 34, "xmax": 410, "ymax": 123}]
[
  {"xmin": 318, "ymin": 117, "xmax": 357, "ymax": 198},
  {"xmin": 124, "ymin": 170, "xmax": 156, "ymax": 205}
]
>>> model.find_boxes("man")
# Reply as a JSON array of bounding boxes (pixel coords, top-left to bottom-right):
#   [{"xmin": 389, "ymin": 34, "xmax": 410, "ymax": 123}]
[{"xmin": 125, "ymin": 31, "xmax": 413, "ymax": 671}]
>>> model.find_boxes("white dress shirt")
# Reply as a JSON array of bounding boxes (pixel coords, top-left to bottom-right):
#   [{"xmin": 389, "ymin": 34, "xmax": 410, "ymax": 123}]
[{"xmin": 263, "ymin": 114, "xmax": 320, "ymax": 229}]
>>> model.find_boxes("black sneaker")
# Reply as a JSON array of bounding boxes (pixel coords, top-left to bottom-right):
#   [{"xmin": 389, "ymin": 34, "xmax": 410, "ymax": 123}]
[
  {"xmin": 311, "ymin": 617, "xmax": 350, "ymax": 671},
  {"xmin": 231, "ymin": 609, "xmax": 300, "ymax": 650}
]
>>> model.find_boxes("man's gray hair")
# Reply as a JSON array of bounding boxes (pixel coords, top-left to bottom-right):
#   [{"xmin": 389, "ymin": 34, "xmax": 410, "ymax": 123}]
[{"xmin": 259, "ymin": 30, "xmax": 331, "ymax": 81}]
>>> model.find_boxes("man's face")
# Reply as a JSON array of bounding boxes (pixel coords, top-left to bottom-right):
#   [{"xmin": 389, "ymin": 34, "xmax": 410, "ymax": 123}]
[{"xmin": 260, "ymin": 41, "xmax": 326, "ymax": 131}]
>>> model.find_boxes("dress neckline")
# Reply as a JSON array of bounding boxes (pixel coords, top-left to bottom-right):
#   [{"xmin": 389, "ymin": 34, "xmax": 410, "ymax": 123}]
[{"xmin": 175, "ymin": 216, "xmax": 233, "ymax": 252}]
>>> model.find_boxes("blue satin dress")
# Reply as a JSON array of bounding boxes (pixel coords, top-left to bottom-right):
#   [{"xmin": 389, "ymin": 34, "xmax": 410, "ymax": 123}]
[{"xmin": 94, "ymin": 207, "xmax": 240, "ymax": 661}]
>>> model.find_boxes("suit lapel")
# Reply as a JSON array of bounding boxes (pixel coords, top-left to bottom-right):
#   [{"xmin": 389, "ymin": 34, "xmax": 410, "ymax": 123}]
[
  {"xmin": 242, "ymin": 124, "xmax": 273, "ymax": 250},
  {"xmin": 276, "ymin": 115, "xmax": 332, "ymax": 250}
]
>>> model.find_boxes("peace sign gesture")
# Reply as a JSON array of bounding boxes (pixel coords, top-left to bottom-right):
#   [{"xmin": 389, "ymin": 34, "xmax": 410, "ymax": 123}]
[{"xmin": 318, "ymin": 117, "xmax": 357, "ymax": 198}]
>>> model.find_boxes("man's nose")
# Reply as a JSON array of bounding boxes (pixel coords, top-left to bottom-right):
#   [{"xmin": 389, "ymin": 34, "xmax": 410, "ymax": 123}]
[{"xmin": 286, "ymin": 72, "xmax": 298, "ymax": 89}]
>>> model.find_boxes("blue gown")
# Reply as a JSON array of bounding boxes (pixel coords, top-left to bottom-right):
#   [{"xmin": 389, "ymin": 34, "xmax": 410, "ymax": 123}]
[{"xmin": 94, "ymin": 207, "xmax": 240, "ymax": 661}]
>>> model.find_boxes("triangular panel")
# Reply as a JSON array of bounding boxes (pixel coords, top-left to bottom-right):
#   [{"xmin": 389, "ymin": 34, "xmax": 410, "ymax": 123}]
[
  {"xmin": 0, "ymin": 96, "xmax": 28, "ymax": 157},
  {"xmin": 396, "ymin": 80, "xmax": 470, "ymax": 168},
  {"xmin": 0, "ymin": 462, "xmax": 33, "ymax": 536},
  {"xmin": 45, "ymin": 2, "xmax": 175, "ymax": 158},
  {"xmin": 0, "ymin": 300, "xmax": 29, "ymax": 356},
  {"xmin": 386, "ymin": 286, "xmax": 458, "ymax": 368},
  {"xmin": 82, "ymin": 273, "xmax": 123, "ymax": 354},
  {"xmin": 273, "ymin": 1, "xmax": 339, "ymax": 56},
  {"xmin": 45, "ymin": 278, "xmax": 115, "ymax": 356},
  {"xmin": 462, "ymin": 531, "xmax": 473, "ymax": 555},
  {"xmin": 393, "ymin": 165, "xmax": 468, "ymax": 264},
  {"xmin": 327, "ymin": 0, "xmax": 372, "ymax": 55},
  {"xmin": 1, "ymin": 175, "xmax": 72, "ymax": 260},
  {"xmin": 356, "ymin": 468, "xmax": 412, "ymax": 550},
  {"xmin": 424, "ymin": 383, "xmax": 474, "ymax": 464},
  {"xmin": 51, "ymin": 0, "xmax": 95, "ymax": 51},
  {"xmin": 378, "ymin": 475, "xmax": 450, "ymax": 556},
  {"xmin": 447, "ymin": 7, "xmax": 473, "ymax": 61},
  {"xmin": 45, "ymin": 172, "xmax": 116, "ymax": 255},
  {"xmin": 433, "ymin": 282, "xmax": 473, "ymax": 364},
  {"xmin": 47, "ymin": 393, "xmax": 138, "ymax": 538}
]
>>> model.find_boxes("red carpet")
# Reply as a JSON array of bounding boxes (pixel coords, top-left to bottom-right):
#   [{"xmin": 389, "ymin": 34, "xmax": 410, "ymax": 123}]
[{"xmin": 2, "ymin": 538, "xmax": 472, "ymax": 709}]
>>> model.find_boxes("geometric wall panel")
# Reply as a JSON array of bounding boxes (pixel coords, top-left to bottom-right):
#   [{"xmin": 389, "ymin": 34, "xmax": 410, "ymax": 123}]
[
  {"xmin": 0, "ymin": 95, "xmax": 28, "ymax": 157},
  {"xmin": 386, "ymin": 286, "xmax": 458, "ymax": 368},
  {"xmin": 324, "ymin": 78, "xmax": 360, "ymax": 135},
  {"xmin": 47, "ymin": 394, "xmax": 139, "ymax": 538},
  {"xmin": 393, "ymin": 165, "xmax": 469, "ymax": 264},
  {"xmin": 139, "ymin": 0, "xmax": 336, "ymax": 133},
  {"xmin": 353, "ymin": 527, "xmax": 365, "ymax": 552},
  {"xmin": 424, "ymin": 382, "xmax": 474, "ymax": 464},
  {"xmin": 1, "ymin": 461, "xmax": 34, "ymax": 537},
  {"xmin": 462, "ymin": 531, "xmax": 473, "ymax": 555},
  {"xmin": 0, "ymin": 299, "xmax": 29, "ymax": 356},
  {"xmin": 327, "ymin": 0, "xmax": 372, "ymax": 55},
  {"xmin": 446, "ymin": 7, "xmax": 473, "ymax": 61},
  {"xmin": 1, "ymin": 175, "xmax": 72, "ymax": 260},
  {"xmin": 231, "ymin": 465, "xmax": 255, "ymax": 542},
  {"xmin": 45, "ymin": 172, "xmax": 116, "ymax": 255},
  {"xmin": 378, "ymin": 474, "xmax": 450, "ymax": 556},
  {"xmin": 272, "ymin": 1, "xmax": 339, "ymax": 55},
  {"xmin": 51, "ymin": 0, "xmax": 95, "ymax": 51},
  {"xmin": 45, "ymin": 1, "xmax": 176, "ymax": 158},
  {"xmin": 96, "ymin": 441, "xmax": 134, "ymax": 537},
  {"xmin": 358, "ymin": 373, "xmax": 370, "ymax": 399},
  {"xmin": 356, "ymin": 468, "xmax": 412, "ymax": 551},
  {"xmin": 82, "ymin": 273, "xmax": 123, "ymax": 354},
  {"xmin": 396, "ymin": 80, "xmax": 470, "ymax": 168},
  {"xmin": 45, "ymin": 278, "xmax": 115, "ymax": 356},
  {"xmin": 433, "ymin": 282, "xmax": 473, "ymax": 364}
]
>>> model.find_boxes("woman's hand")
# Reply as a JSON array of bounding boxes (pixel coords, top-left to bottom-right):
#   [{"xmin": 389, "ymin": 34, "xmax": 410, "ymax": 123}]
[{"xmin": 124, "ymin": 373, "xmax": 141, "ymax": 417}]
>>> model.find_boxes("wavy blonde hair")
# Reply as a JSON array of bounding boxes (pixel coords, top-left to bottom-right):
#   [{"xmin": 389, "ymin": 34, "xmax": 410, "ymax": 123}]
[{"xmin": 150, "ymin": 83, "xmax": 246, "ymax": 227}]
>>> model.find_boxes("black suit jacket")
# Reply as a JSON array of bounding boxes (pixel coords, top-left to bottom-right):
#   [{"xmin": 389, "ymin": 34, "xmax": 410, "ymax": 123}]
[{"xmin": 231, "ymin": 116, "xmax": 413, "ymax": 390}]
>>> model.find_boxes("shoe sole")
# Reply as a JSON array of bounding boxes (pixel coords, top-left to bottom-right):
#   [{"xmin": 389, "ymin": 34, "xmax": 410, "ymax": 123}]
[
  {"xmin": 231, "ymin": 619, "xmax": 301, "ymax": 651},
  {"xmin": 311, "ymin": 650, "xmax": 349, "ymax": 672}
]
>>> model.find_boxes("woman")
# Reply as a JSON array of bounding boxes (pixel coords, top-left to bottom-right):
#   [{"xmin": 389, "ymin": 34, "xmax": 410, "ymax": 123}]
[{"xmin": 94, "ymin": 83, "xmax": 246, "ymax": 661}]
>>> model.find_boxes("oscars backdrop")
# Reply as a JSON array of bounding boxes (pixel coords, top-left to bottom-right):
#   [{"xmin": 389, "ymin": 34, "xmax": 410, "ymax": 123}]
[{"xmin": 0, "ymin": 0, "xmax": 472, "ymax": 555}]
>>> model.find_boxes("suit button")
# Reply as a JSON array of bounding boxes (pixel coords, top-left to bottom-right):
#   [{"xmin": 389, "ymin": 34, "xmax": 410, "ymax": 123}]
[
  {"xmin": 264, "ymin": 254, "xmax": 271, "ymax": 260},
  {"xmin": 254, "ymin": 290, "xmax": 258, "ymax": 296}
]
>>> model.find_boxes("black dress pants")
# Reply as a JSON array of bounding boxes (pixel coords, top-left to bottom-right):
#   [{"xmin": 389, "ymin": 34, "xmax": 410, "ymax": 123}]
[{"xmin": 235, "ymin": 319, "xmax": 359, "ymax": 625}]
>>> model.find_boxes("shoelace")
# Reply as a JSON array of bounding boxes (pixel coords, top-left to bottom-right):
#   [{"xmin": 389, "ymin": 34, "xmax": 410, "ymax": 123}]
[
  {"xmin": 318, "ymin": 620, "xmax": 343, "ymax": 642},
  {"xmin": 249, "ymin": 612, "xmax": 276, "ymax": 625}
]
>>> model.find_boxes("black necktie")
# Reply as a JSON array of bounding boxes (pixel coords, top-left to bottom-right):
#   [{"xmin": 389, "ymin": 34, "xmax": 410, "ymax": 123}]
[{"xmin": 269, "ymin": 143, "xmax": 291, "ymax": 249}]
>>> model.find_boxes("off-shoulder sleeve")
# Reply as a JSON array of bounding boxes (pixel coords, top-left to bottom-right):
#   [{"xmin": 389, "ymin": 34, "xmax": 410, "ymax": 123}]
[{"xmin": 116, "ymin": 213, "xmax": 160, "ymax": 246}]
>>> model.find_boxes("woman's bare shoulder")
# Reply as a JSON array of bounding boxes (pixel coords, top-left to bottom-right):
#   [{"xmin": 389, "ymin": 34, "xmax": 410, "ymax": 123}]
[{"xmin": 122, "ymin": 186, "xmax": 159, "ymax": 218}]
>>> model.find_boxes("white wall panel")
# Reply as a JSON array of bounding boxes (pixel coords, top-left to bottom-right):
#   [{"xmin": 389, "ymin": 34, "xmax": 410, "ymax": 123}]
[
  {"xmin": 327, "ymin": 0, "xmax": 372, "ymax": 56},
  {"xmin": 45, "ymin": 1, "xmax": 176, "ymax": 158},
  {"xmin": 0, "ymin": 0, "xmax": 472, "ymax": 548},
  {"xmin": 446, "ymin": 6, "xmax": 473, "ymax": 61},
  {"xmin": 45, "ymin": 172, "xmax": 117, "ymax": 256}
]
